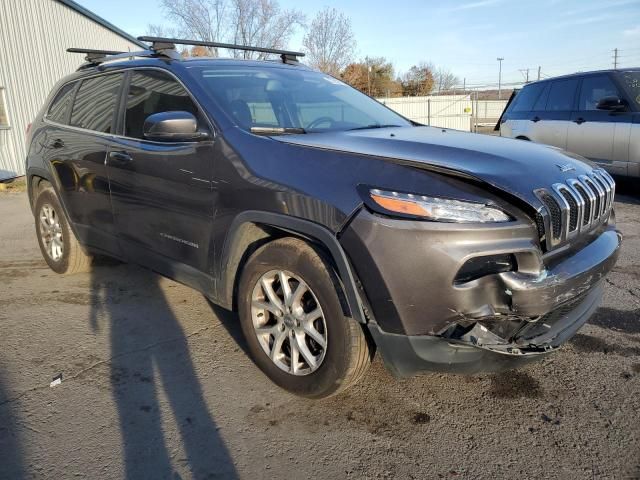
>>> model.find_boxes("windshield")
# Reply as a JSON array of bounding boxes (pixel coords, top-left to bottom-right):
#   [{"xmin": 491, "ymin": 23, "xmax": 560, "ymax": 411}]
[
  {"xmin": 619, "ymin": 71, "xmax": 640, "ymax": 108},
  {"xmin": 188, "ymin": 65, "xmax": 412, "ymax": 133}
]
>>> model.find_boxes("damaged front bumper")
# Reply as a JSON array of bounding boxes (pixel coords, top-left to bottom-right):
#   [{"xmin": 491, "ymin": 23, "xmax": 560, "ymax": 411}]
[{"xmin": 341, "ymin": 209, "xmax": 621, "ymax": 376}]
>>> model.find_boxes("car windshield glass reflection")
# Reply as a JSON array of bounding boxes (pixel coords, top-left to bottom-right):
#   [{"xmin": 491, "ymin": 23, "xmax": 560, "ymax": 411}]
[{"xmin": 189, "ymin": 66, "xmax": 412, "ymax": 133}]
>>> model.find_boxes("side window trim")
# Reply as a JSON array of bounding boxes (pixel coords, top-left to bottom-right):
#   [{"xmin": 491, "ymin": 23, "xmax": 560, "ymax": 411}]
[
  {"xmin": 115, "ymin": 70, "xmax": 132, "ymax": 137},
  {"xmin": 121, "ymin": 67, "xmax": 216, "ymax": 143}
]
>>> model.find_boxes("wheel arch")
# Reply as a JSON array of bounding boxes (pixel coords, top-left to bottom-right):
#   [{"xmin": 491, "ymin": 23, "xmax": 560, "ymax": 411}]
[
  {"xmin": 216, "ymin": 211, "xmax": 367, "ymax": 325},
  {"xmin": 515, "ymin": 135, "xmax": 531, "ymax": 141}
]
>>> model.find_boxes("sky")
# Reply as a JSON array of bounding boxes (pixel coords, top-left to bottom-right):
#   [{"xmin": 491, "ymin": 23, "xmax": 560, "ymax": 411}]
[{"xmin": 76, "ymin": 0, "xmax": 640, "ymax": 88}]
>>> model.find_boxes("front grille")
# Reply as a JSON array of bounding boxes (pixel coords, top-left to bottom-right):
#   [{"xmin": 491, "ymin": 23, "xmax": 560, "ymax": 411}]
[{"xmin": 534, "ymin": 168, "xmax": 615, "ymax": 251}]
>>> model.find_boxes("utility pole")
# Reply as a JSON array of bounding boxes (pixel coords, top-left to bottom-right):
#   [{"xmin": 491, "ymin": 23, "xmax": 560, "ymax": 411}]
[
  {"xmin": 463, "ymin": 78, "xmax": 466, "ymax": 93},
  {"xmin": 613, "ymin": 48, "xmax": 618, "ymax": 69},
  {"xmin": 537, "ymin": 66, "xmax": 541, "ymax": 81},
  {"xmin": 497, "ymin": 57, "xmax": 504, "ymax": 99}
]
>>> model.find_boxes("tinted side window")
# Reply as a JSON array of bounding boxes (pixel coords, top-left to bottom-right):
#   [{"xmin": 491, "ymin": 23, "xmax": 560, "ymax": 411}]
[
  {"xmin": 46, "ymin": 82, "xmax": 77, "ymax": 124},
  {"xmin": 545, "ymin": 79, "xmax": 579, "ymax": 111},
  {"xmin": 511, "ymin": 84, "xmax": 544, "ymax": 112},
  {"xmin": 70, "ymin": 74, "xmax": 123, "ymax": 133},
  {"xmin": 533, "ymin": 83, "xmax": 550, "ymax": 111},
  {"xmin": 125, "ymin": 70, "xmax": 198, "ymax": 139},
  {"xmin": 579, "ymin": 75, "xmax": 620, "ymax": 110}
]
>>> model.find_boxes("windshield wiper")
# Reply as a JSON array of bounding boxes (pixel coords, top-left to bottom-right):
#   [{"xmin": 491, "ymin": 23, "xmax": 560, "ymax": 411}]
[
  {"xmin": 250, "ymin": 127, "xmax": 306, "ymax": 136},
  {"xmin": 348, "ymin": 124, "xmax": 402, "ymax": 131}
]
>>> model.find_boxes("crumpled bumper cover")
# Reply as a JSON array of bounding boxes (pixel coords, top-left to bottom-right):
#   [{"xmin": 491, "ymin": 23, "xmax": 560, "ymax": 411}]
[
  {"xmin": 341, "ymin": 209, "xmax": 621, "ymax": 376},
  {"xmin": 368, "ymin": 284, "xmax": 603, "ymax": 377}
]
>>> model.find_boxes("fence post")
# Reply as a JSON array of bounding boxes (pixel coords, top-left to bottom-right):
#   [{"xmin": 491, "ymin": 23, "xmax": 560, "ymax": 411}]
[{"xmin": 427, "ymin": 98, "xmax": 431, "ymax": 126}]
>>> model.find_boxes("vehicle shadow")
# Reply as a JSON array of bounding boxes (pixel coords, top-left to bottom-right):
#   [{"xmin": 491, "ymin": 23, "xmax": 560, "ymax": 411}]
[
  {"xmin": 88, "ymin": 262, "xmax": 237, "ymax": 479},
  {"xmin": 0, "ymin": 369, "xmax": 25, "ymax": 479}
]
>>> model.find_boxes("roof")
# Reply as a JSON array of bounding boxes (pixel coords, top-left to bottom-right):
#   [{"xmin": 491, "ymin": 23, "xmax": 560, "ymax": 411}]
[
  {"xmin": 55, "ymin": 0, "xmax": 147, "ymax": 49},
  {"xmin": 527, "ymin": 67, "xmax": 640, "ymax": 85}
]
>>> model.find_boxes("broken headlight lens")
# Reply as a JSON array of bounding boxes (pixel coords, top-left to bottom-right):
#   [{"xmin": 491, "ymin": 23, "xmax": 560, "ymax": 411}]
[{"xmin": 368, "ymin": 189, "xmax": 512, "ymax": 223}]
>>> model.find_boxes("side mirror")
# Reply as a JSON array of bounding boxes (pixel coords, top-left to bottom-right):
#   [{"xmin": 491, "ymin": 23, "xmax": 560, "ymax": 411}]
[
  {"xmin": 596, "ymin": 96, "xmax": 627, "ymax": 112},
  {"xmin": 143, "ymin": 111, "xmax": 209, "ymax": 142}
]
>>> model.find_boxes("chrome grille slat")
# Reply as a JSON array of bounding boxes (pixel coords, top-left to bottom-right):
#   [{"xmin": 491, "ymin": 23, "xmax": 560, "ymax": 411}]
[
  {"xmin": 535, "ymin": 168, "xmax": 615, "ymax": 251},
  {"xmin": 585, "ymin": 176, "xmax": 605, "ymax": 219}
]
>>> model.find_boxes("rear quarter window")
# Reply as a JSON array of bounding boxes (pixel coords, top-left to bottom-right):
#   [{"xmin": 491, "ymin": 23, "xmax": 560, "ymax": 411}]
[
  {"xmin": 46, "ymin": 82, "xmax": 77, "ymax": 124},
  {"xmin": 511, "ymin": 83, "xmax": 545, "ymax": 112}
]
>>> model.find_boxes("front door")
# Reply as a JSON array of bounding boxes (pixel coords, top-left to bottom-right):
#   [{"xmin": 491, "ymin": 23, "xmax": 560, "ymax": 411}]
[
  {"xmin": 107, "ymin": 69, "xmax": 216, "ymax": 290},
  {"xmin": 567, "ymin": 74, "xmax": 631, "ymax": 176}
]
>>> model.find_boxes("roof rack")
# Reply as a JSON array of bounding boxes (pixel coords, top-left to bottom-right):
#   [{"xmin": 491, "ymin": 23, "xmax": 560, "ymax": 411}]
[
  {"xmin": 67, "ymin": 47, "xmax": 180, "ymax": 70},
  {"xmin": 67, "ymin": 48, "xmax": 125, "ymax": 63},
  {"xmin": 137, "ymin": 36, "xmax": 305, "ymax": 65}
]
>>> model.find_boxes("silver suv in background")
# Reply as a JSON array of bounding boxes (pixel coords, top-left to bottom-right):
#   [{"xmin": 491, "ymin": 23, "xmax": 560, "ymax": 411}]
[{"xmin": 498, "ymin": 69, "xmax": 640, "ymax": 178}]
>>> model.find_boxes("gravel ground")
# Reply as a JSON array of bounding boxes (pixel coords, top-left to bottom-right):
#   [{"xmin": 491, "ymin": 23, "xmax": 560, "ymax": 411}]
[{"xmin": 0, "ymin": 186, "xmax": 638, "ymax": 480}]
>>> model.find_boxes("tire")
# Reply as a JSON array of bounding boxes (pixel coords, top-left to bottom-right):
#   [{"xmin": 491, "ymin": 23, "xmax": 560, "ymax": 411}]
[
  {"xmin": 34, "ymin": 185, "xmax": 92, "ymax": 274},
  {"xmin": 238, "ymin": 237, "xmax": 371, "ymax": 399}
]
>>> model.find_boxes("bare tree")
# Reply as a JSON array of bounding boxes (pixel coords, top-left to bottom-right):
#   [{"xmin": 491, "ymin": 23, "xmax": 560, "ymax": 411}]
[
  {"xmin": 159, "ymin": 0, "xmax": 228, "ymax": 55},
  {"xmin": 433, "ymin": 67, "xmax": 460, "ymax": 93},
  {"xmin": 230, "ymin": 0, "xmax": 305, "ymax": 59},
  {"xmin": 302, "ymin": 7, "xmax": 355, "ymax": 76},
  {"xmin": 146, "ymin": 23, "xmax": 180, "ymax": 38}
]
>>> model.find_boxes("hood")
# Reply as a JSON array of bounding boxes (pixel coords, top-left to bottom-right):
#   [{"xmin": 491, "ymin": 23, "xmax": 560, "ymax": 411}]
[{"xmin": 273, "ymin": 126, "xmax": 595, "ymax": 207}]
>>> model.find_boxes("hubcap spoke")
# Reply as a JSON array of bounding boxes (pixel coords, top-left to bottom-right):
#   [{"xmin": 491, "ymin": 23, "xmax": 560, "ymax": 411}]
[
  {"xmin": 303, "ymin": 322, "xmax": 326, "ymax": 349},
  {"xmin": 279, "ymin": 271, "xmax": 292, "ymax": 307},
  {"xmin": 294, "ymin": 332, "xmax": 317, "ymax": 369},
  {"xmin": 270, "ymin": 330, "xmax": 287, "ymax": 361},
  {"xmin": 304, "ymin": 308, "xmax": 322, "ymax": 323},
  {"xmin": 252, "ymin": 300, "xmax": 281, "ymax": 316},
  {"xmin": 290, "ymin": 333, "xmax": 300, "ymax": 374},
  {"xmin": 261, "ymin": 277, "xmax": 285, "ymax": 312}
]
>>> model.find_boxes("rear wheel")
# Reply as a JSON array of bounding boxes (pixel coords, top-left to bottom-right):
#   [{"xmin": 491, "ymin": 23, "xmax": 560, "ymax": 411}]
[
  {"xmin": 34, "ymin": 186, "xmax": 92, "ymax": 274},
  {"xmin": 238, "ymin": 237, "xmax": 372, "ymax": 398}
]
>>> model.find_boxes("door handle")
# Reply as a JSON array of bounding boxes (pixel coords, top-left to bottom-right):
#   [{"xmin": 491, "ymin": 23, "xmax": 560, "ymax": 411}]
[
  {"xmin": 108, "ymin": 151, "xmax": 133, "ymax": 164},
  {"xmin": 573, "ymin": 117, "xmax": 586, "ymax": 125},
  {"xmin": 49, "ymin": 139, "xmax": 65, "ymax": 149},
  {"xmin": 531, "ymin": 116, "xmax": 541, "ymax": 122}
]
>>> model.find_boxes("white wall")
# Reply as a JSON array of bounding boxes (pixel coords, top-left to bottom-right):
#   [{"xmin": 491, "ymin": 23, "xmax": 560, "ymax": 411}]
[
  {"xmin": 0, "ymin": 0, "xmax": 142, "ymax": 180},
  {"xmin": 376, "ymin": 95, "xmax": 473, "ymax": 131}
]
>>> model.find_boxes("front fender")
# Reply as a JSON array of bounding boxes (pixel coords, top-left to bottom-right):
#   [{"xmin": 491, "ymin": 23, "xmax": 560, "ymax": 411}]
[{"xmin": 215, "ymin": 210, "xmax": 367, "ymax": 325}]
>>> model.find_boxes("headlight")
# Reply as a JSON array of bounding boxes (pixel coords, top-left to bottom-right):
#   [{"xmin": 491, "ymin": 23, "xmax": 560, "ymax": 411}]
[{"xmin": 368, "ymin": 188, "xmax": 511, "ymax": 223}]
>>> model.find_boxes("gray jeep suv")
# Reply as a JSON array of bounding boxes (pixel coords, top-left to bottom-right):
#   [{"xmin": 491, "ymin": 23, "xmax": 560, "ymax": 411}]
[{"xmin": 25, "ymin": 38, "xmax": 621, "ymax": 398}]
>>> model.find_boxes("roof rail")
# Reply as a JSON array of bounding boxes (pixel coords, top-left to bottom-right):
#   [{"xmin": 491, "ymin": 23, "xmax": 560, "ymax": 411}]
[
  {"xmin": 137, "ymin": 36, "xmax": 305, "ymax": 65},
  {"xmin": 67, "ymin": 47, "xmax": 180, "ymax": 70}
]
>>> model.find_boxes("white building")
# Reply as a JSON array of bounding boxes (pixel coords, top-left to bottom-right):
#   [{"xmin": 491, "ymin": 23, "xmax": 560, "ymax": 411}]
[{"xmin": 0, "ymin": 0, "xmax": 145, "ymax": 180}]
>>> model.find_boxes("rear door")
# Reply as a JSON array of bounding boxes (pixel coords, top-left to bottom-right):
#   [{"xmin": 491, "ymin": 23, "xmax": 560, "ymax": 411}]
[
  {"xmin": 567, "ymin": 73, "xmax": 631, "ymax": 176},
  {"xmin": 43, "ymin": 72, "xmax": 124, "ymax": 254},
  {"xmin": 107, "ymin": 68, "xmax": 216, "ymax": 289},
  {"xmin": 533, "ymin": 78, "xmax": 579, "ymax": 150}
]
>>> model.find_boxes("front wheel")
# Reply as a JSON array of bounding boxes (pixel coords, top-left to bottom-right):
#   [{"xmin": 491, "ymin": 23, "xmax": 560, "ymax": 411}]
[{"xmin": 238, "ymin": 237, "xmax": 372, "ymax": 398}]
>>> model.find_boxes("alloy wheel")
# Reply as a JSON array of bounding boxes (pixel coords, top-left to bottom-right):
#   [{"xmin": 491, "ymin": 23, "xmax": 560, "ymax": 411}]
[
  {"xmin": 39, "ymin": 203, "xmax": 64, "ymax": 261},
  {"xmin": 251, "ymin": 269, "xmax": 328, "ymax": 376}
]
